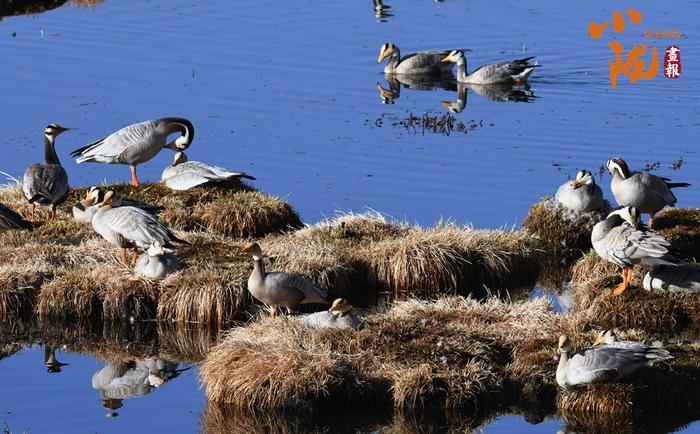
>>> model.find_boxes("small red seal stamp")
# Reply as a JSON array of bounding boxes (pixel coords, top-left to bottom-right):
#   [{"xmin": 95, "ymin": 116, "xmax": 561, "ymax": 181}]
[{"xmin": 664, "ymin": 45, "xmax": 681, "ymax": 79}]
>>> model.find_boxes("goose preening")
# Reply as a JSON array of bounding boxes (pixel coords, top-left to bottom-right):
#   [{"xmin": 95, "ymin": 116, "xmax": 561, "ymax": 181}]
[
  {"xmin": 161, "ymin": 152, "xmax": 255, "ymax": 191},
  {"xmin": 592, "ymin": 329, "xmax": 671, "ymax": 355},
  {"xmin": 241, "ymin": 242, "xmax": 329, "ymax": 317},
  {"xmin": 297, "ymin": 298, "xmax": 362, "ymax": 330},
  {"xmin": 644, "ymin": 264, "xmax": 700, "ymax": 293},
  {"xmin": 554, "ymin": 170, "xmax": 605, "ymax": 213},
  {"xmin": 377, "ymin": 43, "xmax": 455, "ymax": 76},
  {"xmin": 607, "ymin": 157, "xmax": 690, "ymax": 227},
  {"xmin": 591, "ymin": 206, "xmax": 680, "ymax": 296},
  {"xmin": 71, "ymin": 117, "xmax": 195, "ymax": 186},
  {"xmin": 441, "ymin": 50, "xmax": 539, "ymax": 84},
  {"xmin": 556, "ymin": 334, "xmax": 673, "ymax": 388},
  {"xmin": 0, "ymin": 202, "xmax": 33, "ymax": 231},
  {"xmin": 22, "ymin": 124, "xmax": 71, "ymax": 221},
  {"xmin": 92, "ymin": 190, "xmax": 187, "ymax": 266},
  {"xmin": 133, "ymin": 241, "xmax": 183, "ymax": 279}
]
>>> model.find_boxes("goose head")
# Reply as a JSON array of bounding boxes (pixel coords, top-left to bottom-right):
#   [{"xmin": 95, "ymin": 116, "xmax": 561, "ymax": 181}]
[
  {"xmin": 44, "ymin": 124, "xmax": 71, "ymax": 142},
  {"xmin": 571, "ymin": 170, "xmax": 594, "ymax": 189},
  {"xmin": 147, "ymin": 241, "xmax": 174, "ymax": 257},
  {"xmin": 172, "ymin": 151, "xmax": 189, "ymax": 166},
  {"xmin": 377, "ymin": 43, "xmax": 398, "ymax": 63},
  {"xmin": 558, "ymin": 335, "xmax": 572, "ymax": 353},
  {"xmin": 163, "ymin": 117, "xmax": 195, "ymax": 151},
  {"xmin": 607, "ymin": 157, "xmax": 630, "ymax": 179},
  {"xmin": 328, "ymin": 298, "xmax": 352, "ymax": 314},
  {"xmin": 87, "ymin": 185, "xmax": 103, "ymax": 205},
  {"xmin": 593, "ymin": 329, "xmax": 617, "ymax": 346},
  {"xmin": 608, "ymin": 206, "xmax": 641, "ymax": 229},
  {"xmin": 98, "ymin": 190, "xmax": 123, "ymax": 208},
  {"xmin": 241, "ymin": 242, "xmax": 264, "ymax": 261},
  {"xmin": 441, "ymin": 50, "xmax": 464, "ymax": 64}
]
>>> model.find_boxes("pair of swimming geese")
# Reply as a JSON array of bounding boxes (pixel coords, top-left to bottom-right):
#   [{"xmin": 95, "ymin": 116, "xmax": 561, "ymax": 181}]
[
  {"xmin": 16, "ymin": 118, "xmax": 255, "ymax": 223},
  {"xmin": 376, "ymin": 43, "xmax": 540, "ymax": 84},
  {"xmin": 554, "ymin": 159, "xmax": 692, "ymax": 296}
]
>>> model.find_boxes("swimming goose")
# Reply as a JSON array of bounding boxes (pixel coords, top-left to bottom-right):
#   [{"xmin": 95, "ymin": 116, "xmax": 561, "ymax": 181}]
[
  {"xmin": 92, "ymin": 190, "xmax": 186, "ymax": 266},
  {"xmin": 161, "ymin": 152, "xmax": 255, "ymax": 191},
  {"xmin": 377, "ymin": 43, "xmax": 455, "ymax": 76},
  {"xmin": 607, "ymin": 157, "xmax": 690, "ymax": 227},
  {"xmin": 643, "ymin": 264, "xmax": 700, "ymax": 293},
  {"xmin": 71, "ymin": 117, "xmax": 195, "ymax": 186},
  {"xmin": 591, "ymin": 206, "xmax": 680, "ymax": 296},
  {"xmin": 554, "ymin": 170, "xmax": 605, "ymax": 213},
  {"xmin": 441, "ymin": 50, "xmax": 539, "ymax": 84},
  {"xmin": 22, "ymin": 124, "xmax": 71, "ymax": 221},
  {"xmin": 592, "ymin": 329, "xmax": 672, "ymax": 356},
  {"xmin": 241, "ymin": 242, "xmax": 329, "ymax": 317},
  {"xmin": 298, "ymin": 298, "xmax": 362, "ymax": 330},
  {"xmin": 0, "ymin": 202, "xmax": 33, "ymax": 230},
  {"xmin": 556, "ymin": 334, "xmax": 673, "ymax": 388},
  {"xmin": 133, "ymin": 241, "xmax": 183, "ymax": 279}
]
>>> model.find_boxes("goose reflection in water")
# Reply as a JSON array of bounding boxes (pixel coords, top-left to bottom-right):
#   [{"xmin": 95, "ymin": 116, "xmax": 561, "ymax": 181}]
[
  {"xmin": 91, "ymin": 358, "xmax": 188, "ymax": 416},
  {"xmin": 373, "ymin": 0, "xmax": 392, "ymax": 21},
  {"xmin": 44, "ymin": 345, "xmax": 69, "ymax": 373},
  {"xmin": 441, "ymin": 82, "xmax": 537, "ymax": 113},
  {"xmin": 376, "ymin": 73, "xmax": 457, "ymax": 104}
]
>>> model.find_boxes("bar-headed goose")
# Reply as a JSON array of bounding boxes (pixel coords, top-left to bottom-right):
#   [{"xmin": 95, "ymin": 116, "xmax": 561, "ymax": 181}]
[
  {"xmin": 441, "ymin": 50, "xmax": 539, "ymax": 84},
  {"xmin": 377, "ymin": 43, "xmax": 455, "ymax": 76},
  {"xmin": 592, "ymin": 329, "xmax": 671, "ymax": 356},
  {"xmin": 0, "ymin": 202, "xmax": 33, "ymax": 231},
  {"xmin": 298, "ymin": 298, "xmax": 362, "ymax": 330},
  {"xmin": 72, "ymin": 186, "xmax": 102, "ymax": 223},
  {"xmin": 607, "ymin": 157, "xmax": 690, "ymax": 227},
  {"xmin": 241, "ymin": 242, "xmax": 329, "ymax": 317},
  {"xmin": 555, "ymin": 170, "xmax": 605, "ymax": 213},
  {"xmin": 92, "ymin": 190, "xmax": 186, "ymax": 265},
  {"xmin": 71, "ymin": 117, "xmax": 195, "ymax": 186},
  {"xmin": 556, "ymin": 334, "xmax": 673, "ymax": 389},
  {"xmin": 161, "ymin": 151, "xmax": 255, "ymax": 191},
  {"xmin": 591, "ymin": 206, "xmax": 680, "ymax": 296},
  {"xmin": 133, "ymin": 241, "xmax": 183, "ymax": 279},
  {"xmin": 643, "ymin": 264, "xmax": 700, "ymax": 293},
  {"xmin": 22, "ymin": 124, "xmax": 71, "ymax": 221}
]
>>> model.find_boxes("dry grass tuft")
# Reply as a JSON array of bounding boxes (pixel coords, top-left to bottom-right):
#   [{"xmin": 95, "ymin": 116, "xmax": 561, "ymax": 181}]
[
  {"xmin": 655, "ymin": 207, "xmax": 700, "ymax": 261},
  {"xmin": 0, "ymin": 264, "xmax": 49, "ymax": 318}
]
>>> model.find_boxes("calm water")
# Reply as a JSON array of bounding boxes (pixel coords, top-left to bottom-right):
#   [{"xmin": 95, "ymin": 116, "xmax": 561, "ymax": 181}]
[{"xmin": 1, "ymin": 0, "xmax": 699, "ymax": 432}]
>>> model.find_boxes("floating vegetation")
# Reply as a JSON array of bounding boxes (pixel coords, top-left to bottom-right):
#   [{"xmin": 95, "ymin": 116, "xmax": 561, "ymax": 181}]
[
  {"xmin": 670, "ymin": 156, "xmax": 684, "ymax": 170},
  {"xmin": 369, "ymin": 112, "xmax": 486, "ymax": 136}
]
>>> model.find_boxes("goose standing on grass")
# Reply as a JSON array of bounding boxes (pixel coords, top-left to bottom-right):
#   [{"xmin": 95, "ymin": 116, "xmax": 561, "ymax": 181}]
[
  {"xmin": 92, "ymin": 190, "xmax": 187, "ymax": 266},
  {"xmin": 643, "ymin": 264, "xmax": 700, "ymax": 293},
  {"xmin": 607, "ymin": 157, "xmax": 690, "ymax": 227},
  {"xmin": 161, "ymin": 152, "xmax": 255, "ymax": 191},
  {"xmin": 556, "ymin": 334, "xmax": 673, "ymax": 388},
  {"xmin": 22, "ymin": 124, "xmax": 71, "ymax": 221},
  {"xmin": 377, "ymin": 43, "xmax": 455, "ymax": 76},
  {"xmin": 241, "ymin": 242, "xmax": 329, "ymax": 317},
  {"xmin": 0, "ymin": 202, "xmax": 33, "ymax": 231},
  {"xmin": 592, "ymin": 329, "xmax": 671, "ymax": 355},
  {"xmin": 133, "ymin": 241, "xmax": 183, "ymax": 279},
  {"xmin": 591, "ymin": 206, "xmax": 680, "ymax": 296},
  {"xmin": 71, "ymin": 117, "xmax": 195, "ymax": 187},
  {"xmin": 441, "ymin": 50, "xmax": 539, "ymax": 84},
  {"xmin": 298, "ymin": 298, "xmax": 362, "ymax": 330},
  {"xmin": 555, "ymin": 170, "xmax": 604, "ymax": 213}
]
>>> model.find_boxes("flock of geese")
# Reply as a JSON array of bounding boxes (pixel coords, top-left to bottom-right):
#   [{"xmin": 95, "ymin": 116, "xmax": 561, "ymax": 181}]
[{"xmin": 0, "ymin": 46, "xmax": 695, "ymax": 386}]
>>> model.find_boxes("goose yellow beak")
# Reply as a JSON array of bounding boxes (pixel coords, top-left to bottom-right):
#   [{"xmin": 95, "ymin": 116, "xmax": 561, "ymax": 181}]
[
  {"xmin": 571, "ymin": 179, "xmax": 583, "ymax": 189},
  {"xmin": 441, "ymin": 101, "xmax": 452, "ymax": 107},
  {"xmin": 441, "ymin": 54, "xmax": 452, "ymax": 62},
  {"xmin": 377, "ymin": 50, "xmax": 388, "ymax": 63},
  {"xmin": 592, "ymin": 334, "xmax": 606, "ymax": 347}
]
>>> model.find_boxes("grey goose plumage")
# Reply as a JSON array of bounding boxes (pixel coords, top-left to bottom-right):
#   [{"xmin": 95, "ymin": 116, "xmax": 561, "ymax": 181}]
[
  {"xmin": 0, "ymin": 202, "xmax": 33, "ymax": 230},
  {"xmin": 644, "ymin": 264, "xmax": 700, "ymax": 293},
  {"xmin": 297, "ymin": 298, "xmax": 362, "ymax": 330},
  {"xmin": 133, "ymin": 241, "xmax": 183, "ymax": 279},
  {"xmin": 554, "ymin": 169, "xmax": 604, "ymax": 213},
  {"xmin": 441, "ymin": 50, "xmax": 539, "ymax": 84},
  {"xmin": 556, "ymin": 334, "xmax": 673, "ymax": 388},
  {"xmin": 241, "ymin": 242, "xmax": 329, "ymax": 317},
  {"xmin": 71, "ymin": 117, "xmax": 195, "ymax": 186},
  {"xmin": 607, "ymin": 157, "xmax": 690, "ymax": 227},
  {"xmin": 593, "ymin": 329, "xmax": 672, "ymax": 355},
  {"xmin": 377, "ymin": 43, "xmax": 455, "ymax": 76},
  {"xmin": 22, "ymin": 124, "xmax": 71, "ymax": 221},
  {"xmin": 161, "ymin": 152, "xmax": 255, "ymax": 191}
]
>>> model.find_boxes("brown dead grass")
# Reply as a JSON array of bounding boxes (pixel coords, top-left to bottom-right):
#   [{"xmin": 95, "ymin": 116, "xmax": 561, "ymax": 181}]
[{"xmin": 655, "ymin": 207, "xmax": 700, "ymax": 261}]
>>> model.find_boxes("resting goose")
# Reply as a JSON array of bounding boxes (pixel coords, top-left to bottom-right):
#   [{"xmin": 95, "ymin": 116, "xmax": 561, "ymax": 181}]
[
  {"xmin": 643, "ymin": 264, "xmax": 700, "ymax": 293},
  {"xmin": 22, "ymin": 124, "xmax": 71, "ymax": 221},
  {"xmin": 92, "ymin": 190, "xmax": 186, "ymax": 266},
  {"xmin": 556, "ymin": 334, "xmax": 673, "ymax": 388},
  {"xmin": 72, "ymin": 186, "xmax": 102, "ymax": 223},
  {"xmin": 161, "ymin": 152, "xmax": 255, "ymax": 191},
  {"xmin": 298, "ymin": 298, "xmax": 362, "ymax": 330},
  {"xmin": 0, "ymin": 202, "xmax": 33, "ymax": 231},
  {"xmin": 441, "ymin": 50, "xmax": 539, "ymax": 84},
  {"xmin": 377, "ymin": 43, "xmax": 455, "ymax": 76},
  {"xmin": 607, "ymin": 157, "xmax": 690, "ymax": 227},
  {"xmin": 591, "ymin": 206, "xmax": 680, "ymax": 296},
  {"xmin": 241, "ymin": 242, "xmax": 329, "ymax": 317},
  {"xmin": 554, "ymin": 170, "xmax": 605, "ymax": 213},
  {"xmin": 592, "ymin": 329, "xmax": 671, "ymax": 356},
  {"xmin": 133, "ymin": 241, "xmax": 183, "ymax": 279},
  {"xmin": 71, "ymin": 117, "xmax": 195, "ymax": 186}
]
